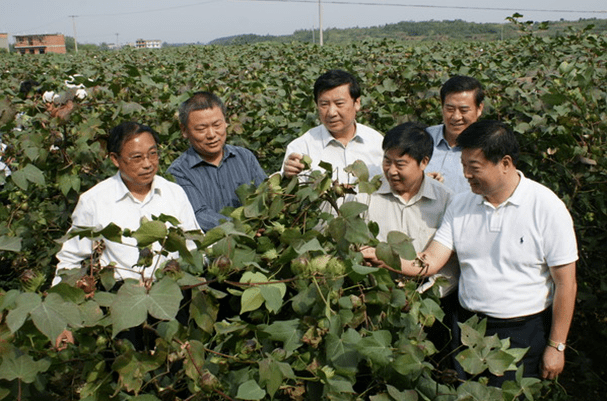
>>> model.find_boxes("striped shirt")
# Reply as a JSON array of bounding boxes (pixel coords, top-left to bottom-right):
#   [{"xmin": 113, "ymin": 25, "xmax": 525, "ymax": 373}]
[{"xmin": 168, "ymin": 144, "xmax": 266, "ymax": 231}]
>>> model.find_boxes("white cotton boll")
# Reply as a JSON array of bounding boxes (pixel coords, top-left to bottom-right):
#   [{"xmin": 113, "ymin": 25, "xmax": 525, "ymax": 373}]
[{"xmin": 43, "ymin": 91, "xmax": 57, "ymax": 103}]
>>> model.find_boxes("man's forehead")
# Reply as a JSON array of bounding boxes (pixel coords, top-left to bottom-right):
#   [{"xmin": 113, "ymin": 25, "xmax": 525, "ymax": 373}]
[
  {"xmin": 318, "ymin": 84, "xmax": 353, "ymax": 100},
  {"xmin": 462, "ymin": 148, "xmax": 487, "ymax": 162},
  {"xmin": 384, "ymin": 149, "xmax": 410, "ymax": 160},
  {"xmin": 122, "ymin": 132, "xmax": 157, "ymax": 151}
]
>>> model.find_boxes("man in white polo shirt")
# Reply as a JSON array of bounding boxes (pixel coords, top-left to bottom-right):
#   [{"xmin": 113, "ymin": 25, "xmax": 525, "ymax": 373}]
[
  {"xmin": 363, "ymin": 120, "xmax": 577, "ymax": 385},
  {"xmin": 281, "ymin": 69, "xmax": 384, "ymax": 184}
]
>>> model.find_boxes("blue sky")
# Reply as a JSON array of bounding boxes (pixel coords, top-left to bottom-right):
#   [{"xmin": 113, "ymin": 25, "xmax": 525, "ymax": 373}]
[{"xmin": 2, "ymin": 0, "xmax": 606, "ymax": 45}]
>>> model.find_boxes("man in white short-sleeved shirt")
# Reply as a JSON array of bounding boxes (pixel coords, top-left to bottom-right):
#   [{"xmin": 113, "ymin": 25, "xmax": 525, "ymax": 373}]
[
  {"xmin": 363, "ymin": 120, "xmax": 577, "ymax": 385},
  {"xmin": 281, "ymin": 69, "xmax": 383, "ymax": 184}
]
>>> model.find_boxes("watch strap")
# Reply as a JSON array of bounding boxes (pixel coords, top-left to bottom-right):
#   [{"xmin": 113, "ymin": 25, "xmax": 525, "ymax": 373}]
[{"xmin": 547, "ymin": 339, "xmax": 566, "ymax": 351}]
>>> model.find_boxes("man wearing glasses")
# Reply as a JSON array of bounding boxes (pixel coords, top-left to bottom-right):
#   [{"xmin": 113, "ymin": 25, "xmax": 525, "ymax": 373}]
[
  {"xmin": 53, "ymin": 121, "xmax": 200, "ymax": 284},
  {"xmin": 167, "ymin": 91, "xmax": 266, "ymax": 232}
]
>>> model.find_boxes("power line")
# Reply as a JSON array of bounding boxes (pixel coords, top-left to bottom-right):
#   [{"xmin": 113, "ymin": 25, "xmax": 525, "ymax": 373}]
[
  {"xmin": 75, "ymin": 0, "xmax": 219, "ymax": 18},
  {"xmin": 248, "ymin": 0, "xmax": 606, "ymax": 15}
]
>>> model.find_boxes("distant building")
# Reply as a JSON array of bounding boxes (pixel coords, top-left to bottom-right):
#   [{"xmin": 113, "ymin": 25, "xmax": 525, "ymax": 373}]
[
  {"xmin": 0, "ymin": 33, "xmax": 8, "ymax": 52},
  {"xmin": 14, "ymin": 34, "xmax": 66, "ymax": 54},
  {"xmin": 135, "ymin": 39, "xmax": 162, "ymax": 49}
]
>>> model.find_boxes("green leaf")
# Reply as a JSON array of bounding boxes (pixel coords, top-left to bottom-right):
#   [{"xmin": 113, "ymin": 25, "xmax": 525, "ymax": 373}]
[
  {"xmin": 263, "ymin": 319, "xmax": 302, "ymax": 353},
  {"xmin": 327, "ymin": 376, "xmax": 355, "ymax": 394},
  {"xmin": 357, "ymin": 330, "xmax": 393, "ymax": 366},
  {"xmin": 375, "ymin": 242, "xmax": 401, "ymax": 270},
  {"xmin": 30, "ymin": 293, "xmax": 82, "ymax": 342},
  {"xmin": 199, "ymin": 226, "xmax": 226, "ymax": 248},
  {"xmin": 183, "ymin": 340, "xmax": 206, "ymax": 381},
  {"xmin": 57, "ymin": 174, "xmax": 81, "ymax": 196},
  {"xmin": 97, "ymin": 223, "xmax": 123, "ymax": 243},
  {"xmin": 350, "ymin": 263, "xmax": 379, "ymax": 275},
  {"xmin": 344, "ymin": 160, "xmax": 369, "ymax": 182},
  {"xmin": 79, "ymin": 300, "xmax": 104, "ymax": 327},
  {"xmin": 457, "ymin": 381, "xmax": 502, "ymax": 400},
  {"xmin": 339, "ymin": 201, "xmax": 368, "ymax": 219},
  {"xmin": 0, "ymin": 235, "xmax": 21, "ymax": 252},
  {"xmin": 0, "ymin": 350, "xmax": 51, "ymax": 383},
  {"xmin": 147, "ymin": 277, "xmax": 183, "ymax": 320},
  {"xmin": 241, "ymin": 287, "xmax": 264, "ymax": 314},
  {"xmin": 259, "ymin": 285, "xmax": 284, "ymax": 313},
  {"xmin": 386, "ymin": 231, "xmax": 416, "ymax": 260},
  {"xmin": 0, "ymin": 289, "xmax": 19, "ymax": 311},
  {"xmin": 6, "ymin": 292, "xmax": 41, "ymax": 334},
  {"xmin": 393, "ymin": 344, "xmax": 425, "ymax": 377},
  {"xmin": 386, "ymin": 384, "xmax": 418, "ymax": 401},
  {"xmin": 10, "ymin": 164, "xmax": 45, "ymax": 190},
  {"xmin": 131, "ymin": 219, "xmax": 168, "ymax": 246},
  {"xmin": 486, "ymin": 349, "xmax": 517, "ymax": 376},
  {"xmin": 325, "ymin": 331, "xmax": 360, "ymax": 370},
  {"xmin": 191, "ymin": 291, "xmax": 218, "ymax": 334},
  {"xmin": 110, "ymin": 281, "xmax": 148, "ymax": 337},
  {"xmin": 236, "ymin": 380, "xmax": 266, "ymax": 400},
  {"xmin": 119, "ymin": 101, "xmax": 145, "ymax": 115},
  {"xmin": 259, "ymin": 358, "xmax": 293, "ymax": 398},
  {"xmin": 294, "ymin": 238, "xmax": 325, "ymax": 254}
]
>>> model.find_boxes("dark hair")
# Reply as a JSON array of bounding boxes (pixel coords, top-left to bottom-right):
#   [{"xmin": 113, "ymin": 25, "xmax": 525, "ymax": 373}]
[
  {"xmin": 107, "ymin": 122, "xmax": 159, "ymax": 154},
  {"xmin": 456, "ymin": 120, "xmax": 519, "ymax": 165},
  {"xmin": 313, "ymin": 69, "xmax": 361, "ymax": 103},
  {"xmin": 178, "ymin": 91, "xmax": 226, "ymax": 127},
  {"xmin": 382, "ymin": 122, "xmax": 433, "ymax": 164},
  {"xmin": 440, "ymin": 75, "xmax": 484, "ymax": 107},
  {"xmin": 19, "ymin": 80, "xmax": 40, "ymax": 95}
]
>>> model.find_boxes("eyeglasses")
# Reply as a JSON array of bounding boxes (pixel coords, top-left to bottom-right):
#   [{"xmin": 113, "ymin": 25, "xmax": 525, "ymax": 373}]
[{"xmin": 120, "ymin": 150, "xmax": 160, "ymax": 165}]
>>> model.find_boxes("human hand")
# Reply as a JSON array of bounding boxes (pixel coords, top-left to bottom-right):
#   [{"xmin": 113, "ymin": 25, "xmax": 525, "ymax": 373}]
[
  {"xmin": 283, "ymin": 153, "xmax": 306, "ymax": 178},
  {"xmin": 540, "ymin": 345, "xmax": 565, "ymax": 380},
  {"xmin": 360, "ymin": 246, "xmax": 379, "ymax": 266},
  {"xmin": 427, "ymin": 171, "xmax": 444, "ymax": 183}
]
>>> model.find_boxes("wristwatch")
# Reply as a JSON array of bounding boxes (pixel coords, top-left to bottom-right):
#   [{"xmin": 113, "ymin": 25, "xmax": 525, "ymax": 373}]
[{"xmin": 547, "ymin": 339, "xmax": 566, "ymax": 352}]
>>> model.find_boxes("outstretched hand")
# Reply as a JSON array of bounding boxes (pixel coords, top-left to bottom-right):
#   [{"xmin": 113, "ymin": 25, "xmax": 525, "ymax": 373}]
[{"xmin": 283, "ymin": 153, "xmax": 305, "ymax": 178}]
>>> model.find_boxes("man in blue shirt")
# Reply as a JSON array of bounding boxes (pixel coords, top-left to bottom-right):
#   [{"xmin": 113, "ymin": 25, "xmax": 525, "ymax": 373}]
[
  {"xmin": 168, "ymin": 92, "xmax": 267, "ymax": 232},
  {"xmin": 425, "ymin": 76, "xmax": 484, "ymax": 194}
]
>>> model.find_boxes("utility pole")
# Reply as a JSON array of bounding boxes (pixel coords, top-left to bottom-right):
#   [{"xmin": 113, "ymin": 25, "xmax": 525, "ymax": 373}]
[
  {"xmin": 69, "ymin": 15, "xmax": 78, "ymax": 52},
  {"xmin": 318, "ymin": 0, "xmax": 323, "ymax": 46}
]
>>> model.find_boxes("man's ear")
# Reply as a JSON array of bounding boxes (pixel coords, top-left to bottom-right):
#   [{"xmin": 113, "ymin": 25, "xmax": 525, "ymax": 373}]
[
  {"xmin": 476, "ymin": 102, "xmax": 484, "ymax": 118},
  {"xmin": 501, "ymin": 155, "xmax": 514, "ymax": 171},
  {"xmin": 180, "ymin": 125, "xmax": 187, "ymax": 139},
  {"xmin": 420, "ymin": 156, "xmax": 430, "ymax": 170},
  {"xmin": 354, "ymin": 97, "xmax": 361, "ymax": 112},
  {"xmin": 109, "ymin": 152, "xmax": 120, "ymax": 169}
]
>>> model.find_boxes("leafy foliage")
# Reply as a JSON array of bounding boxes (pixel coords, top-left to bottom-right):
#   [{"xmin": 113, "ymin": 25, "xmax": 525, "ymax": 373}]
[{"xmin": 0, "ymin": 16, "xmax": 606, "ymax": 399}]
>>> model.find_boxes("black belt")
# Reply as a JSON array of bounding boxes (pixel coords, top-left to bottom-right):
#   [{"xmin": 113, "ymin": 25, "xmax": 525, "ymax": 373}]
[{"xmin": 458, "ymin": 305, "xmax": 550, "ymax": 327}]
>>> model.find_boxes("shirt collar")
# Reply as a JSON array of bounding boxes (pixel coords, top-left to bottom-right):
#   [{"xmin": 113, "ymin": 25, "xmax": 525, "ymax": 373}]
[
  {"xmin": 376, "ymin": 175, "xmax": 437, "ymax": 205},
  {"xmin": 185, "ymin": 144, "xmax": 233, "ymax": 168},
  {"xmin": 478, "ymin": 170, "xmax": 526, "ymax": 208},
  {"xmin": 113, "ymin": 172, "xmax": 160, "ymax": 202},
  {"xmin": 430, "ymin": 125, "xmax": 456, "ymax": 150},
  {"xmin": 320, "ymin": 123, "xmax": 364, "ymax": 148},
  {"xmin": 504, "ymin": 170, "xmax": 526, "ymax": 206}
]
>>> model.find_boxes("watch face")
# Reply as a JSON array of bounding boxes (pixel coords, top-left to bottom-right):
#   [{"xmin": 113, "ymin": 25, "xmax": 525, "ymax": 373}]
[{"xmin": 557, "ymin": 343, "xmax": 566, "ymax": 351}]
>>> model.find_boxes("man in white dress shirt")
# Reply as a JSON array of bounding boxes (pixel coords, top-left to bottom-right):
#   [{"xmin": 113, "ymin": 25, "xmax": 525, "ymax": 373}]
[
  {"xmin": 281, "ymin": 69, "xmax": 384, "ymax": 184},
  {"xmin": 54, "ymin": 121, "xmax": 200, "ymax": 285}
]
